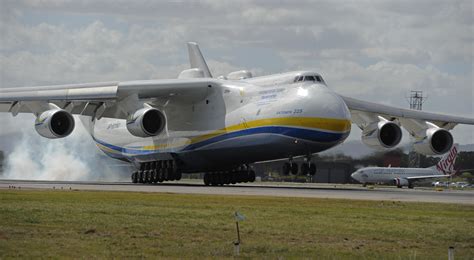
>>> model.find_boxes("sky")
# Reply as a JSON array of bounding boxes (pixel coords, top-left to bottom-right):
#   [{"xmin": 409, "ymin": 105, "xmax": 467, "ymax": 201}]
[{"xmin": 0, "ymin": 0, "xmax": 473, "ymax": 147}]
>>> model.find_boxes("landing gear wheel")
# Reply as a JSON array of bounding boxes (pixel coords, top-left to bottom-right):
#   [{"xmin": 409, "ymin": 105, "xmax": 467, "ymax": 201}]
[
  {"xmin": 408, "ymin": 183, "xmax": 414, "ymax": 189},
  {"xmin": 203, "ymin": 173, "xmax": 210, "ymax": 186},
  {"xmin": 211, "ymin": 173, "xmax": 218, "ymax": 186},
  {"xmin": 301, "ymin": 163, "xmax": 309, "ymax": 176},
  {"xmin": 132, "ymin": 172, "xmax": 138, "ymax": 183},
  {"xmin": 175, "ymin": 171, "xmax": 182, "ymax": 181},
  {"xmin": 230, "ymin": 172, "xmax": 237, "ymax": 184},
  {"xmin": 145, "ymin": 170, "xmax": 151, "ymax": 183},
  {"xmin": 138, "ymin": 171, "xmax": 144, "ymax": 183},
  {"xmin": 282, "ymin": 163, "xmax": 291, "ymax": 175},
  {"xmin": 290, "ymin": 163, "xmax": 298, "ymax": 175},
  {"xmin": 309, "ymin": 163, "xmax": 316, "ymax": 176},
  {"xmin": 158, "ymin": 169, "xmax": 165, "ymax": 183},
  {"xmin": 248, "ymin": 170, "xmax": 256, "ymax": 182},
  {"xmin": 152, "ymin": 170, "xmax": 158, "ymax": 183}
]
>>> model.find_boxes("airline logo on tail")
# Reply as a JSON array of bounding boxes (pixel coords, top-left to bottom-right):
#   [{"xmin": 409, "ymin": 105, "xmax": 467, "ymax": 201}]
[{"xmin": 435, "ymin": 145, "xmax": 458, "ymax": 175}]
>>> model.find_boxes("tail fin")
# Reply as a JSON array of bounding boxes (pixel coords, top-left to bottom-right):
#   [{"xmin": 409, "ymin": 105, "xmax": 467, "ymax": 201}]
[
  {"xmin": 432, "ymin": 144, "xmax": 459, "ymax": 175},
  {"xmin": 187, "ymin": 42, "xmax": 212, "ymax": 78}
]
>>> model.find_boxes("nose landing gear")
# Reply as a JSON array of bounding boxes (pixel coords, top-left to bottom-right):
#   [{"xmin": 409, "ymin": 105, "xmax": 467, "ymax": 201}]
[{"xmin": 282, "ymin": 156, "xmax": 317, "ymax": 176}]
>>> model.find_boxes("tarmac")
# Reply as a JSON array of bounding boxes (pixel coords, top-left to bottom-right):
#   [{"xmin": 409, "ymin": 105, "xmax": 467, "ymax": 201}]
[{"xmin": 1, "ymin": 179, "xmax": 473, "ymax": 205}]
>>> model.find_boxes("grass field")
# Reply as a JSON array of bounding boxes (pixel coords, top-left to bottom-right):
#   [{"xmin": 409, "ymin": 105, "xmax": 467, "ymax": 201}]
[{"xmin": 0, "ymin": 190, "xmax": 473, "ymax": 259}]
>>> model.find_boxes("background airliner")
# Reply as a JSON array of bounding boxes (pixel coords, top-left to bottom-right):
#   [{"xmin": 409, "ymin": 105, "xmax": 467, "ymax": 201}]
[
  {"xmin": 351, "ymin": 145, "xmax": 459, "ymax": 188},
  {"xmin": 1, "ymin": 42, "xmax": 473, "ymax": 185}
]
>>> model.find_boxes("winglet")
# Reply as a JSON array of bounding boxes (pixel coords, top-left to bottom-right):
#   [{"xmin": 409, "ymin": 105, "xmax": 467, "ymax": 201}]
[{"xmin": 187, "ymin": 42, "xmax": 212, "ymax": 78}]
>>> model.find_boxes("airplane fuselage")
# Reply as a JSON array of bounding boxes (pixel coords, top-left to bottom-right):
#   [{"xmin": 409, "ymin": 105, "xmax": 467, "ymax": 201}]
[
  {"xmin": 88, "ymin": 71, "xmax": 352, "ymax": 172},
  {"xmin": 351, "ymin": 167, "xmax": 438, "ymax": 184}
]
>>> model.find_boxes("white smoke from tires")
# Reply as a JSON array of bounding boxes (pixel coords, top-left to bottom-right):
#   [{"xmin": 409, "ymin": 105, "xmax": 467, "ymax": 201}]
[{"xmin": 2, "ymin": 115, "xmax": 130, "ymax": 181}]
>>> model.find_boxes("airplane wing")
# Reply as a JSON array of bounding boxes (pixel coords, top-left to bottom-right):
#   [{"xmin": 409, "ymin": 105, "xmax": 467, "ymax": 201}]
[
  {"xmin": 0, "ymin": 78, "xmax": 221, "ymax": 119},
  {"xmin": 406, "ymin": 175, "xmax": 450, "ymax": 181},
  {"xmin": 341, "ymin": 96, "xmax": 474, "ymax": 129}
]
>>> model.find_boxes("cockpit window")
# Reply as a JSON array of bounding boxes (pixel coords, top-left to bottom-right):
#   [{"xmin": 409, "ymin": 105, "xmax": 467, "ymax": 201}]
[{"xmin": 294, "ymin": 74, "xmax": 325, "ymax": 83}]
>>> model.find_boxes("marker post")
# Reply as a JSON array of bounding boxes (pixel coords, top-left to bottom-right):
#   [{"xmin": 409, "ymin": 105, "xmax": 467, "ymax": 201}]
[{"xmin": 233, "ymin": 211, "xmax": 245, "ymax": 256}]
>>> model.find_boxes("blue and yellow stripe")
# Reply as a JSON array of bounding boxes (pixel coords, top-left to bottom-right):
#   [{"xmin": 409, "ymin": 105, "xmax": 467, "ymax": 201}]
[{"xmin": 93, "ymin": 117, "xmax": 351, "ymax": 157}]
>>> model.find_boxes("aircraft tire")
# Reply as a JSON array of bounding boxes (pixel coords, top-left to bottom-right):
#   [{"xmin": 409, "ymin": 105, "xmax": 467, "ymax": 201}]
[
  {"xmin": 210, "ymin": 173, "xmax": 217, "ymax": 186},
  {"xmin": 203, "ymin": 173, "xmax": 210, "ymax": 186},
  {"xmin": 158, "ymin": 169, "xmax": 165, "ymax": 183},
  {"xmin": 248, "ymin": 170, "xmax": 256, "ymax": 182},
  {"xmin": 138, "ymin": 171, "xmax": 144, "ymax": 183},
  {"xmin": 230, "ymin": 172, "xmax": 237, "ymax": 184},
  {"xmin": 146, "ymin": 171, "xmax": 150, "ymax": 183},
  {"xmin": 152, "ymin": 170, "xmax": 158, "ymax": 183},
  {"xmin": 217, "ymin": 173, "xmax": 224, "ymax": 186},
  {"xmin": 131, "ymin": 172, "xmax": 138, "ymax": 183},
  {"xmin": 301, "ymin": 163, "xmax": 309, "ymax": 175},
  {"xmin": 290, "ymin": 163, "xmax": 298, "ymax": 175},
  {"xmin": 242, "ymin": 171, "xmax": 249, "ymax": 183},
  {"xmin": 176, "ymin": 171, "xmax": 182, "ymax": 181},
  {"xmin": 309, "ymin": 163, "xmax": 316, "ymax": 176},
  {"xmin": 282, "ymin": 163, "xmax": 291, "ymax": 175},
  {"xmin": 224, "ymin": 173, "xmax": 231, "ymax": 185}
]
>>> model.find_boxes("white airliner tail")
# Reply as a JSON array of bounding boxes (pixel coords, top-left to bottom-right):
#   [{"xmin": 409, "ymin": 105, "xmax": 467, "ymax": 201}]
[
  {"xmin": 430, "ymin": 144, "xmax": 459, "ymax": 175},
  {"xmin": 187, "ymin": 42, "xmax": 212, "ymax": 78}
]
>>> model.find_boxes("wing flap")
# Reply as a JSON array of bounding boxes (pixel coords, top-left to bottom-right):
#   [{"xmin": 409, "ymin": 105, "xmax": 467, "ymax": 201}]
[{"xmin": 0, "ymin": 86, "xmax": 118, "ymax": 102}]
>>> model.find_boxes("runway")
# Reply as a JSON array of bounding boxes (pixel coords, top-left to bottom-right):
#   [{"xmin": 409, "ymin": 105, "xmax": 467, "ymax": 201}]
[{"xmin": 0, "ymin": 179, "xmax": 473, "ymax": 205}]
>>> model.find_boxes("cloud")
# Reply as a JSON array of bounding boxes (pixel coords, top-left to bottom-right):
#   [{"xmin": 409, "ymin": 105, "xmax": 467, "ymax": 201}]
[{"xmin": 0, "ymin": 0, "xmax": 472, "ymax": 166}]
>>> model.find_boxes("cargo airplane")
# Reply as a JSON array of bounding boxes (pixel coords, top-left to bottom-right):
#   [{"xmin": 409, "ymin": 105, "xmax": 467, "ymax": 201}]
[
  {"xmin": 351, "ymin": 145, "xmax": 459, "ymax": 188},
  {"xmin": 1, "ymin": 42, "xmax": 473, "ymax": 185}
]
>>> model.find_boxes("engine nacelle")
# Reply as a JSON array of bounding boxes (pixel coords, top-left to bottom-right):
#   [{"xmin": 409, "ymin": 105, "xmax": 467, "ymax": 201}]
[
  {"xmin": 35, "ymin": 109, "xmax": 75, "ymax": 139},
  {"xmin": 126, "ymin": 107, "xmax": 166, "ymax": 137},
  {"xmin": 413, "ymin": 128, "xmax": 453, "ymax": 155},
  {"xmin": 361, "ymin": 120, "xmax": 402, "ymax": 150},
  {"xmin": 227, "ymin": 70, "xmax": 252, "ymax": 80},
  {"xmin": 393, "ymin": 178, "xmax": 409, "ymax": 187}
]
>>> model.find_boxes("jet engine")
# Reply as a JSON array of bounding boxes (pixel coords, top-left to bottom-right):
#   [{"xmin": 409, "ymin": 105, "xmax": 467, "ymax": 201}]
[
  {"xmin": 361, "ymin": 120, "xmax": 402, "ymax": 150},
  {"xmin": 126, "ymin": 107, "xmax": 166, "ymax": 137},
  {"xmin": 35, "ymin": 109, "xmax": 75, "ymax": 139},
  {"xmin": 393, "ymin": 178, "xmax": 409, "ymax": 187},
  {"xmin": 413, "ymin": 127, "xmax": 453, "ymax": 155}
]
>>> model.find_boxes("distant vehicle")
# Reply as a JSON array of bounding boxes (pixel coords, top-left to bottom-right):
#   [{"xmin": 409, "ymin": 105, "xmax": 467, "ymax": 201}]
[
  {"xmin": 432, "ymin": 181, "xmax": 449, "ymax": 187},
  {"xmin": 453, "ymin": 182, "xmax": 469, "ymax": 188},
  {"xmin": 351, "ymin": 145, "xmax": 458, "ymax": 188}
]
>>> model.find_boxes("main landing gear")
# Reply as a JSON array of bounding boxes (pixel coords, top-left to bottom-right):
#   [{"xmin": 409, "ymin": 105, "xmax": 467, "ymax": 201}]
[
  {"xmin": 203, "ymin": 165, "xmax": 256, "ymax": 186},
  {"xmin": 282, "ymin": 156, "xmax": 316, "ymax": 176},
  {"xmin": 131, "ymin": 160, "xmax": 182, "ymax": 184}
]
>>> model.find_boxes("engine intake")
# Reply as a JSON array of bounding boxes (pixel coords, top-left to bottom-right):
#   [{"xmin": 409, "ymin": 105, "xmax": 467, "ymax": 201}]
[
  {"xmin": 127, "ymin": 107, "xmax": 166, "ymax": 137},
  {"xmin": 35, "ymin": 109, "xmax": 75, "ymax": 139},
  {"xmin": 362, "ymin": 120, "xmax": 402, "ymax": 150},
  {"xmin": 414, "ymin": 128, "xmax": 453, "ymax": 155}
]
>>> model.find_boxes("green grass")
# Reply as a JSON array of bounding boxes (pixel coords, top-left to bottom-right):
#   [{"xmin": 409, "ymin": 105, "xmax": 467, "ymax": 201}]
[{"xmin": 0, "ymin": 190, "xmax": 473, "ymax": 259}]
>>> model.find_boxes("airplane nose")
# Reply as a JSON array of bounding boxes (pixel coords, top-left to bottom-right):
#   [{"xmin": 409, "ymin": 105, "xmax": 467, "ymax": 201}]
[
  {"xmin": 320, "ymin": 90, "xmax": 352, "ymax": 122},
  {"xmin": 305, "ymin": 87, "xmax": 352, "ymax": 135},
  {"xmin": 351, "ymin": 171, "xmax": 360, "ymax": 181}
]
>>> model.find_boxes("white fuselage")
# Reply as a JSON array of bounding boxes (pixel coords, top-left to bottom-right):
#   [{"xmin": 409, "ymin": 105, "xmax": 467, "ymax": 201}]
[
  {"xmin": 351, "ymin": 167, "xmax": 438, "ymax": 184},
  {"xmin": 86, "ymin": 71, "xmax": 352, "ymax": 172}
]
